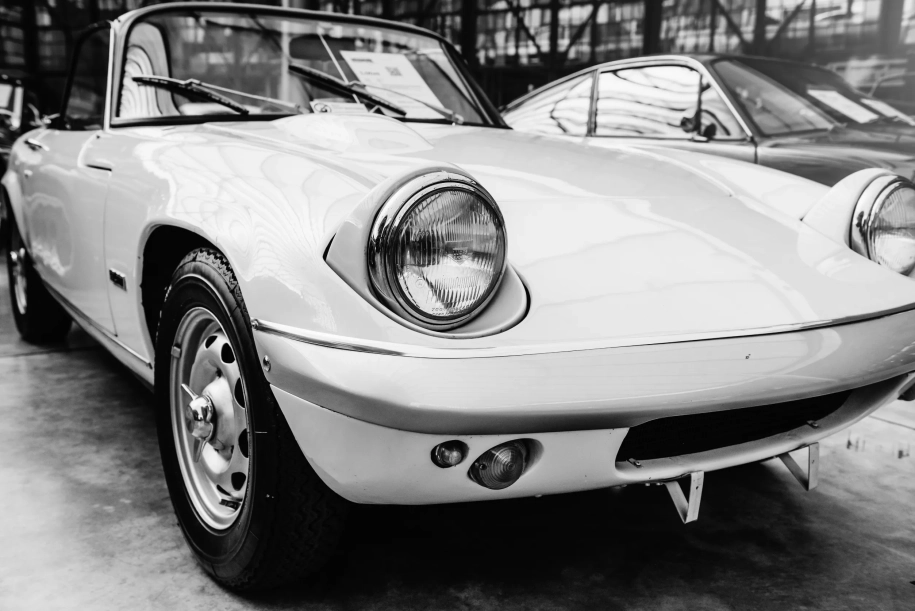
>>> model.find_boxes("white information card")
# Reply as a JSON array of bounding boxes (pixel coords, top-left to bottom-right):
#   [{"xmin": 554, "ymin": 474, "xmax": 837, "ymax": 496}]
[
  {"xmin": 807, "ymin": 89, "xmax": 880, "ymax": 124},
  {"xmin": 340, "ymin": 51, "xmax": 443, "ymax": 119}
]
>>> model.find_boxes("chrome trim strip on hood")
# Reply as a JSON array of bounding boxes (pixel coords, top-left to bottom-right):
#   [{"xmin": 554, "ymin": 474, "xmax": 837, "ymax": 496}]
[{"xmin": 251, "ymin": 301, "xmax": 915, "ymax": 359}]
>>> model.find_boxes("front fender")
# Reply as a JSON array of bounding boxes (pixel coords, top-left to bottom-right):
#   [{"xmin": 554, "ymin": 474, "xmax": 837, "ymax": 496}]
[{"xmin": 637, "ymin": 145, "xmax": 830, "ymax": 220}]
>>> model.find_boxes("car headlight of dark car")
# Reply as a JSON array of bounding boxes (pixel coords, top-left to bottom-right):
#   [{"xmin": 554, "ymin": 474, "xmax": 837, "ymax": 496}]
[
  {"xmin": 368, "ymin": 172, "xmax": 507, "ymax": 330},
  {"xmin": 850, "ymin": 176, "xmax": 915, "ymax": 276}
]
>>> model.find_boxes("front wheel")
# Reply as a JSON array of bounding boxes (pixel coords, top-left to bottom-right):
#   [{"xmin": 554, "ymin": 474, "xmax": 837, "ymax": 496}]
[{"xmin": 155, "ymin": 248, "xmax": 346, "ymax": 590}]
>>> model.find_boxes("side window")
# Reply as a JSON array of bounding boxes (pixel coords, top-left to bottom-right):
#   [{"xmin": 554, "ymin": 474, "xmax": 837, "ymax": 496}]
[
  {"xmin": 595, "ymin": 65, "xmax": 700, "ymax": 138},
  {"xmin": 504, "ymin": 72, "xmax": 593, "ymax": 136},
  {"xmin": 62, "ymin": 26, "xmax": 111, "ymax": 130}
]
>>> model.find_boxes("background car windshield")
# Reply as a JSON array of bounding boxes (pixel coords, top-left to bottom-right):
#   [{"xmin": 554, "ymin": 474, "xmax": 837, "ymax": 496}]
[
  {"xmin": 714, "ymin": 59, "xmax": 837, "ymax": 136},
  {"xmin": 116, "ymin": 11, "xmax": 486, "ymax": 124},
  {"xmin": 736, "ymin": 58, "xmax": 915, "ymax": 127}
]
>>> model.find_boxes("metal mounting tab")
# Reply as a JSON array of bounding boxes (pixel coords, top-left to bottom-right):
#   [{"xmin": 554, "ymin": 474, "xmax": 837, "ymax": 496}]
[
  {"xmin": 664, "ymin": 471, "xmax": 704, "ymax": 524},
  {"xmin": 778, "ymin": 443, "xmax": 819, "ymax": 491}
]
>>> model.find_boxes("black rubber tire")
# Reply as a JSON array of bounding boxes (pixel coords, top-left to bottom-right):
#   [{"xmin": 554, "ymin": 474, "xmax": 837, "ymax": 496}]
[
  {"xmin": 3, "ymin": 195, "xmax": 72, "ymax": 343},
  {"xmin": 154, "ymin": 248, "xmax": 347, "ymax": 591}
]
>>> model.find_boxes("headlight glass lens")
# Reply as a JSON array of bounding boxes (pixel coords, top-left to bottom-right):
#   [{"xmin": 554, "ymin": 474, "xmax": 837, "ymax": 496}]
[
  {"xmin": 869, "ymin": 185, "xmax": 915, "ymax": 276},
  {"xmin": 389, "ymin": 186, "xmax": 506, "ymax": 322}
]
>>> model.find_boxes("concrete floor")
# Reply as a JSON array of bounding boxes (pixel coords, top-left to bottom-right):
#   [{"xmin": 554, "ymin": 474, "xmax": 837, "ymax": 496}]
[{"xmin": 1, "ymin": 261, "xmax": 914, "ymax": 611}]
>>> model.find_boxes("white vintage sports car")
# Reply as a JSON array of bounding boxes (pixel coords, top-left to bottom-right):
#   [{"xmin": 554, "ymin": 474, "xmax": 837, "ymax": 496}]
[{"xmin": 4, "ymin": 1, "xmax": 915, "ymax": 591}]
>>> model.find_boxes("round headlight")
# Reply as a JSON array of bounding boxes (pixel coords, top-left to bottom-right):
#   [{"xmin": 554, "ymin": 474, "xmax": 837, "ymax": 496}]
[
  {"xmin": 852, "ymin": 177, "xmax": 915, "ymax": 276},
  {"xmin": 369, "ymin": 172, "xmax": 507, "ymax": 330}
]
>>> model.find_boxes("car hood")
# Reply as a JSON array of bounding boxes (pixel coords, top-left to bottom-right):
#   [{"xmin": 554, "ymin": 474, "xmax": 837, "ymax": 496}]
[
  {"xmin": 759, "ymin": 126, "xmax": 915, "ymax": 185},
  {"xmin": 148, "ymin": 115, "xmax": 915, "ymax": 347}
]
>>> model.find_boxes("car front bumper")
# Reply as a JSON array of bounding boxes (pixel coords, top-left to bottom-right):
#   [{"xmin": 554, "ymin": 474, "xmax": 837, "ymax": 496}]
[
  {"xmin": 255, "ymin": 308, "xmax": 915, "ymax": 504},
  {"xmin": 271, "ymin": 374, "xmax": 910, "ymax": 504}
]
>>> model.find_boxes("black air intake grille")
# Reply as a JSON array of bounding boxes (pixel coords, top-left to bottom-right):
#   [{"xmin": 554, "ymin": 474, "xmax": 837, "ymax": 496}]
[{"xmin": 616, "ymin": 391, "xmax": 852, "ymax": 462}]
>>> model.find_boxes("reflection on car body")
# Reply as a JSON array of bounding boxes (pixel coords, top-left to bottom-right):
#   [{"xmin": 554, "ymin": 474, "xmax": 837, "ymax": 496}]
[{"xmin": 503, "ymin": 54, "xmax": 915, "ymax": 186}]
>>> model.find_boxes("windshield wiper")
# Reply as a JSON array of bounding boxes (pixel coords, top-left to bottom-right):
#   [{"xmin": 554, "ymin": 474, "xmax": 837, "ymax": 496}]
[
  {"xmin": 288, "ymin": 63, "xmax": 463, "ymax": 124},
  {"xmin": 350, "ymin": 80, "xmax": 464, "ymax": 125},
  {"xmin": 866, "ymin": 115, "xmax": 915, "ymax": 126},
  {"xmin": 131, "ymin": 75, "xmax": 249, "ymax": 114},
  {"xmin": 287, "ymin": 63, "xmax": 407, "ymax": 117},
  {"xmin": 133, "ymin": 74, "xmax": 308, "ymax": 116}
]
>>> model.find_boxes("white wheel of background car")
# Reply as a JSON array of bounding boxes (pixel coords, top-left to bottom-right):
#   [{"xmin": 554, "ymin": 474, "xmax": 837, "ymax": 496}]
[{"xmin": 170, "ymin": 307, "xmax": 250, "ymax": 530}]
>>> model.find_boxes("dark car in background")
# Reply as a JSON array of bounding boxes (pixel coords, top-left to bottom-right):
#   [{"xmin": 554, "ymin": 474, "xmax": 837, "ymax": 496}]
[
  {"xmin": 0, "ymin": 76, "xmax": 40, "ymax": 176},
  {"xmin": 503, "ymin": 54, "xmax": 915, "ymax": 186},
  {"xmin": 0, "ymin": 75, "xmax": 39, "ymax": 242}
]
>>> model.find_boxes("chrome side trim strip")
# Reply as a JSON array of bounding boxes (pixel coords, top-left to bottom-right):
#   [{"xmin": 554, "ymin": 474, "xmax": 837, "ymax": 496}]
[{"xmin": 252, "ymin": 301, "xmax": 915, "ymax": 360}]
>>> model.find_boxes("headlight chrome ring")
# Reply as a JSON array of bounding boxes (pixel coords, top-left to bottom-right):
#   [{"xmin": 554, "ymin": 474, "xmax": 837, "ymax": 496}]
[
  {"xmin": 368, "ymin": 171, "xmax": 507, "ymax": 330},
  {"xmin": 850, "ymin": 175, "xmax": 915, "ymax": 277}
]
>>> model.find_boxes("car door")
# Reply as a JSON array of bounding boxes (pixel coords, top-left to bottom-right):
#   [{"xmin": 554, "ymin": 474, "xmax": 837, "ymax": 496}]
[
  {"xmin": 586, "ymin": 63, "xmax": 756, "ymax": 164},
  {"xmin": 20, "ymin": 23, "xmax": 116, "ymax": 333}
]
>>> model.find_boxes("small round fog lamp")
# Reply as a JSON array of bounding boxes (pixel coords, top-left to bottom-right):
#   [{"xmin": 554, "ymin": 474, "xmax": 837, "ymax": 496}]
[
  {"xmin": 468, "ymin": 440, "xmax": 528, "ymax": 490},
  {"xmin": 431, "ymin": 440, "xmax": 468, "ymax": 468}
]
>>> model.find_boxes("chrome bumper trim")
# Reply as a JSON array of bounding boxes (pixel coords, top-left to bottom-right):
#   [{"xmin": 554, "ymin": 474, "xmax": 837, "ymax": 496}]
[{"xmin": 251, "ymin": 300, "xmax": 915, "ymax": 360}]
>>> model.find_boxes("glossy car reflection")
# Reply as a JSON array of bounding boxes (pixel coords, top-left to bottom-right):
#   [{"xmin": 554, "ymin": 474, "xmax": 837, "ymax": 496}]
[
  {"xmin": 4, "ymin": 2, "xmax": 915, "ymax": 592},
  {"xmin": 503, "ymin": 54, "xmax": 915, "ymax": 186}
]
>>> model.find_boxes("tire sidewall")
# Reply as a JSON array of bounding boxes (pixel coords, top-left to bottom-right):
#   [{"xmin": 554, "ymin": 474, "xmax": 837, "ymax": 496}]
[{"xmin": 155, "ymin": 259, "xmax": 279, "ymax": 577}]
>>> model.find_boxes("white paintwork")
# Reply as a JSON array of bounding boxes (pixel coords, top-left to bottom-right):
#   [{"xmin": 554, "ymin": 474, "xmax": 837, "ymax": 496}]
[
  {"xmin": 13, "ymin": 114, "xmax": 914, "ymax": 364},
  {"xmin": 272, "ymin": 372, "xmax": 909, "ymax": 504},
  {"xmin": 3, "ymin": 4, "xmax": 915, "ymax": 505},
  {"xmin": 20, "ymin": 130, "xmax": 116, "ymax": 333},
  {"xmin": 254, "ymin": 306, "xmax": 915, "ymax": 434},
  {"xmin": 802, "ymin": 168, "xmax": 897, "ymax": 245}
]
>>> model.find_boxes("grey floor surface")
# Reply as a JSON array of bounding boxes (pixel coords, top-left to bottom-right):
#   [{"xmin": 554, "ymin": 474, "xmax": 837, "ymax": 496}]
[{"xmin": 1, "ymin": 259, "xmax": 914, "ymax": 611}]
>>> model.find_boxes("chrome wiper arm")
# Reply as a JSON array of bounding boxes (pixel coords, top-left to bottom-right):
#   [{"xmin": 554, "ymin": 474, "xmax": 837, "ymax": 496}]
[
  {"xmin": 286, "ymin": 63, "xmax": 407, "ymax": 117},
  {"xmin": 131, "ymin": 75, "xmax": 249, "ymax": 115},
  {"xmin": 348, "ymin": 81, "xmax": 464, "ymax": 125}
]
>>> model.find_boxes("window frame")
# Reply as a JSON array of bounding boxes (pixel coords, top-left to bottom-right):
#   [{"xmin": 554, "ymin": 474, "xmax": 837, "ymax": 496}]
[
  {"xmin": 588, "ymin": 58, "xmax": 753, "ymax": 141},
  {"xmin": 57, "ymin": 21, "xmax": 113, "ymax": 131},
  {"xmin": 503, "ymin": 69, "xmax": 597, "ymax": 137},
  {"xmin": 106, "ymin": 4, "xmax": 507, "ymax": 130}
]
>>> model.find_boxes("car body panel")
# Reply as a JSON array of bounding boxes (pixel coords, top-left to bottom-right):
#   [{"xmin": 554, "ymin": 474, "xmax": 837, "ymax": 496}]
[
  {"xmin": 24, "ymin": 113, "xmax": 915, "ymax": 367},
  {"xmin": 256, "ymin": 306, "xmax": 915, "ymax": 435},
  {"xmin": 756, "ymin": 129, "xmax": 915, "ymax": 185},
  {"xmin": 273, "ymin": 372, "xmax": 911, "ymax": 504},
  {"xmin": 21, "ymin": 129, "xmax": 117, "ymax": 333}
]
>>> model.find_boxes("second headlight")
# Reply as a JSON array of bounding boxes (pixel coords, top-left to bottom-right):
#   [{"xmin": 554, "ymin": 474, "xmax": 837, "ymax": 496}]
[
  {"xmin": 851, "ymin": 176, "xmax": 915, "ymax": 277},
  {"xmin": 368, "ymin": 172, "xmax": 507, "ymax": 330}
]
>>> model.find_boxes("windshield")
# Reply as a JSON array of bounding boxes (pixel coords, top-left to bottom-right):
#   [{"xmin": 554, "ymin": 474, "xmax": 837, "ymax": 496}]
[
  {"xmin": 736, "ymin": 57, "xmax": 915, "ymax": 128},
  {"xmin": 115, "ymin": 10, "xmax": 489, "ymax": 125},
  {"xmin": 713, "ymin": 60, "xmax": 837, "ymax": 136}
]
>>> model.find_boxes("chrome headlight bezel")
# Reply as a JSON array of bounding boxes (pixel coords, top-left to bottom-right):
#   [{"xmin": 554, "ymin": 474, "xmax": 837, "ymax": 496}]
[
  {"xmin": 850, "ymin": 175, "xmax": 915, "ymax": 275},
  {"xmin": 367, "ymin": 171, "xmax": 508, "ymax": 331}
]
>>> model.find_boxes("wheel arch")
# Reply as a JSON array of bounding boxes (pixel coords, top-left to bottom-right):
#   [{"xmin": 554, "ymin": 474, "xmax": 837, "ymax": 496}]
[{"xmin": 140, "ymin": 224, "xmax": 218, "ymax": 347}]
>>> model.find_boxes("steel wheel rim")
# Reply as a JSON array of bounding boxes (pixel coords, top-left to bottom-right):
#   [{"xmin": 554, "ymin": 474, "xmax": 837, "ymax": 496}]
[
  {"xmin": 10, "ymin": 247, "xmax": 27, "ymax": 314},
  {"xmin": 170, "ymin": 307, "xmax": 250, "ymax": 531}
]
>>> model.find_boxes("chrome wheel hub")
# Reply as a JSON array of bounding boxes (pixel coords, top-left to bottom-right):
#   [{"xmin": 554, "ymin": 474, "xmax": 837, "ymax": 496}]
[
  {"xmin": 9, "ymin": 247, "xmax": 27, "ymax": 314},
  {"xmin": 170, "ymin": 308, "xmax": 250, "ymax": 530}
]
